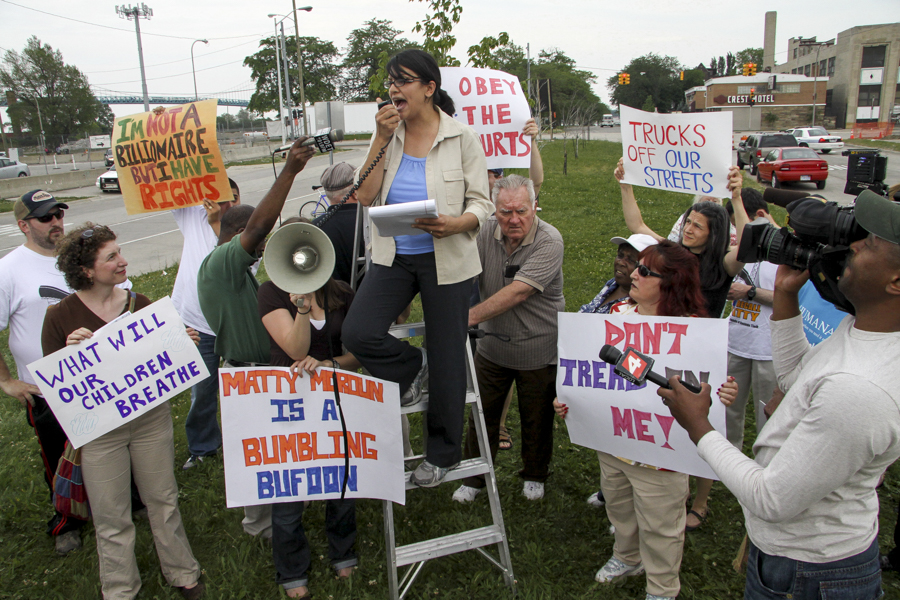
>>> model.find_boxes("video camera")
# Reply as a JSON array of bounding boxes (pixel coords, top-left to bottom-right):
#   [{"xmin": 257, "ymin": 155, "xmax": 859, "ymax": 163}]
[
  {"xmin": 737, "ymin": 191, "xmax": 868, "ymax": 314},
  {"xmin": 841, "ymin": 148, "xmax": 888, "ymax": 197}
]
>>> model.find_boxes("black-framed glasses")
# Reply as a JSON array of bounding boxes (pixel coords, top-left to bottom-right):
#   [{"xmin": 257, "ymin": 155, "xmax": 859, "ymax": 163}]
[
  {"xmin": 383, "ymin": 77, "xmax": 423, "ymax": 89},
  {"xmin": 636, "ymin": 264, "xmax": 663, "ymax": 279},
  {"xmin": 31, "ymin": 209, "xmax": 64, "ymax": 223}
]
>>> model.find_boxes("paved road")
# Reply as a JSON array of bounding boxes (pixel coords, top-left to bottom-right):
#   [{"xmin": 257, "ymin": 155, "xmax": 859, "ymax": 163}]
[{"xmin": 0, "ymin": 147, "xmax": 368, "ymax": 276}]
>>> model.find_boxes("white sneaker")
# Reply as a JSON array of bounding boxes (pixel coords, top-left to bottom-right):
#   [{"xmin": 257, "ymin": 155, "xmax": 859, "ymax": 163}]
[
  {"xmin": 452, "ymin": 485, "xmax": 482, "ymax": 503},
  {"xmin": 522, "ymin": 481, "xmax": 544, "ymax": 500},
  {"xmin": 586, "ymin": 490, "xmax": 606, "ymax": 507},
  {"xmin": 594, "ymin": 556, "xmax": 644, "ymax": 583}
]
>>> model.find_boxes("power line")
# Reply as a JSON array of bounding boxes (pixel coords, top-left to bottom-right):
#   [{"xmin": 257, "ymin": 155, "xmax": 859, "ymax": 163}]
[
  {"xmin": 0, "ymin": 0, "xmax": 267, "ymax": 41},
  {"xmin": 84, "ymin": 38, "xmax": 263, "ymax": 74},
  {"xmin": 92, "ymin": 58, "xmax": 245, "ymax": 86}
]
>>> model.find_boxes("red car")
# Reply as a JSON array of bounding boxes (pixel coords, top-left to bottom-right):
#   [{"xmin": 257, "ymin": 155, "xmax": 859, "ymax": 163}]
[{"xmin": 756, "ymin": 147, "xmax": 828, "ymax": 190}]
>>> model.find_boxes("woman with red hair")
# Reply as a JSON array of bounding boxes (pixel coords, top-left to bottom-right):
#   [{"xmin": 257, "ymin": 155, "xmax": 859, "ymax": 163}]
[{"xmin": 556, "ymin": 241, "xmax": 736, "ymax": 600}]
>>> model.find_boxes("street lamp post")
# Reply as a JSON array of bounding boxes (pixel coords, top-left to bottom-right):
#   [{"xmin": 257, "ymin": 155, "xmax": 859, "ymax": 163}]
[
  {"xmin": 191, "ymin": 39, "xmax": 208, "ymax": 102},
  {"xmin": 33, "ymin": 96, "xmax": 49, "ymax": 173},
  {"xmin": 116, "ymin": 3, "xmax": 153, "ymax": 112},
  {"xmin": 280, "ymin": 23, "xmax": 295, "ymax": 139},
  {"xmin": 291, "ymin": 3, "xmax": 313, "ymax": 136},
  {"xmin": 799, "ymin": 38, "xmax": 827, "ymax": 127},
  {"xmin": 267, "ymin": 15, "xmax": 287, "ymax": 144}
]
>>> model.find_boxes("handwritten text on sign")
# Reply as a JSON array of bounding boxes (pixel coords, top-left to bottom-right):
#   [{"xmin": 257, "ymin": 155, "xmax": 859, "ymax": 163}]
[
  {"xmin": 620, "ymin": 105, "xmax": 733, "ymax": 198},
  {"xmin": 27, "ymin": 297, "xmax": 208, "ymax": 449},
  {"xmin": 113, "ymin": 99, "xmax": 232, "ymax": 215},
  {"xmin": 220, "ymin": 367, "xmax": 405, "ymax": 507},
  {"xmin": 440, "ymin": 67, "xmax": 531, "ymax": 169},
  {"xmin": 557, "ymin": 313, "xmax": 728, "ymax": 479}
]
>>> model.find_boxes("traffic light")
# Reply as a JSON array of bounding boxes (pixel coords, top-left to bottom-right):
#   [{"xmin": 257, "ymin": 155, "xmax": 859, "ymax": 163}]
[
  {"xmin": 742, "ymin": 63, "xmax": 750, "ymax": 76},
  {"xmin": 748, "ymin": 88, "xmax": 755, "ymax": 106},
  {"xmin": 748, "ymin": 63, "xmax": 757, "ymax": 76},
  {"xmin": 624, "ymin": 73, "xmax": 631, "ymax": 85},
  {"xmin": 618, "ymin": 73, "xmax": 625, "ymax": 85},
  {"xmin": 680, "ymin": 71, "xmax": 684, "ymax": 81}
]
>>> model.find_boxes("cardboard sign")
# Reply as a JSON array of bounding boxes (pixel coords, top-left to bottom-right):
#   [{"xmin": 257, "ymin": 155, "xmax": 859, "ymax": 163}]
[
  {"xmin": 220, "ymin": 367, "xmax": 405, "ymax": 507},
  {"xmin": 27, "ymin": 297, "xmax": 209, "ymax": 449},
  {"xmin": 112, "ymin": 99, "xmax": 232, "ymax": 214},
  {"xmin": 440, "ymin": 67, "xmax": 531, "ymax": 169},
  {"xmin": 620, "ymin": 105, "xmax": 733, "ymax": 198},
  {"xmin": 557, "ymin": 312, "xmax": 728, "ymax": 479}
]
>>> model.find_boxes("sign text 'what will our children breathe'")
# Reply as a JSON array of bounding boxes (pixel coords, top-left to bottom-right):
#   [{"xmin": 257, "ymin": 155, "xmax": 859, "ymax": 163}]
[
  {"xmin": 27, "ymin": 297, "xmax": 208, "ymax": 449},
  {"xmin": 220, "ymin": 367, "xmax": 405, "ymax": 507},
  {"xmin": 113, "ymin": 99, "xmax": 232, "ymax": 214},
  {"xmin": 620, "ymin": 105, "xmax": 733, "ymax": 199}
]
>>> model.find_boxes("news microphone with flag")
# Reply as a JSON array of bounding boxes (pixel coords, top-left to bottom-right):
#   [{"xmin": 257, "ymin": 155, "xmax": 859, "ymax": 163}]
[
  {"xmin": 274, "ymin": 128, "xmax": 344, "ymax": 155},
  {"xmin": 599, "ymin": 344, "xmax": 703, "ymax": 394}
]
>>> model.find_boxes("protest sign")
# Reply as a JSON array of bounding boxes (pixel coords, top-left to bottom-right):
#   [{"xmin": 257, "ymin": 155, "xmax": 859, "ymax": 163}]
[
  {"xmin": 220, "ymin": 367, "xmax": 405, "ymax": 507},
  {"xmin": 440, "ymin": 67, "xmax": 532, "ymax": 169},
  {"xmin": 557, "ymin": 312, "xmax": 728, "ymax": 479},
  {"xmin": 27, "ymin": 297, "xmax": 208, "ymax": 449},
  {"xmin": 620, "ymin": 105, "xmax": 733, "ymax": 198},
  {"xmin": 112, "ymin": 99, "xmax": 232, "ymax": 214}
]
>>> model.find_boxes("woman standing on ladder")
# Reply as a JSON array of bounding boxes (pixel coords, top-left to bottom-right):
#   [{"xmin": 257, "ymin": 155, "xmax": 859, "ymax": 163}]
[{"xmin": 342, "ymin": 49, "xmax": 492, "ymax": 487}]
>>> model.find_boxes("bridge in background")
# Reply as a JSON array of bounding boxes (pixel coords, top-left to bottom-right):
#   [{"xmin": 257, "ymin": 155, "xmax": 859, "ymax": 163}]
[{"xmin": 0, "ymin": 95, "xmax": 249, "ymax": 107}]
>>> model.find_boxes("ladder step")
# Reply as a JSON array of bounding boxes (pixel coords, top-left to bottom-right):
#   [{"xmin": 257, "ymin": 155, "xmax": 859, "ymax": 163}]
[
  {"xmin": 394, "ymin": 525, "xmax": 505, "ymax": 567},
  {"xmin": 400, "ymin": 391, "xmax": 476, "ymax": 415},
  {"xmin": 403, "ymin": 457, "xmax": 491, "ymax": 490}
]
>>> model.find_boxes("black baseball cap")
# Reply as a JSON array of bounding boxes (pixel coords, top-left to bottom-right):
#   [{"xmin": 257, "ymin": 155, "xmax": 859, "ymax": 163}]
[{"xmin": 14, "ymin": 190, "xmax": 68, "ymax": 221}]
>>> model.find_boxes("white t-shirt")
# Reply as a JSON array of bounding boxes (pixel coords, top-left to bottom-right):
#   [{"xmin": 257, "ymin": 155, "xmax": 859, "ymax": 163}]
[
  {"xmin": 727, "ymin": 261, "xmax": 777, "ymax": 360},
  {"xmin": 0, "ymin": 246, "xmax": 71, "ymax": 385},
  {"xmin": 171, "ymin": 206, "xmax": 218, "ymax": 335},
  {"xmin": 0, "ymin": 245, "xmax": 134, "ymax": 386}
]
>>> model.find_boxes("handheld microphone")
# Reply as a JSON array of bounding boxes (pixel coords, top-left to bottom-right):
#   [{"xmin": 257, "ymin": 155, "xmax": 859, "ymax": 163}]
[
  {"xmin": 274, "ymin": 128, "xmax": 344, "ymax": 155},
  {"xmin": 377, "ymin": 99, "xmax": 393, "ymax": 110},
  {"xmin": 599, "ymin": 344, "xmax": 703, "ymax": 394}
]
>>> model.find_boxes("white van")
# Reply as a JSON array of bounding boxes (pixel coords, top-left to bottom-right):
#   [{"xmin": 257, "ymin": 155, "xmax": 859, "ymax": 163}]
[{"xmin": 601, "ymin": 115, "xmax": 615, "ymax": 128}]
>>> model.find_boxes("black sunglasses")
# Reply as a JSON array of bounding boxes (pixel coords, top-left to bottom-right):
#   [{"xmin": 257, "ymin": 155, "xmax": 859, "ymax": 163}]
[
  {"xmin": 636, "ymin": 264, "xmax": 663, "ymax": 279},
  {"xmin": 31, "ymin": 209, "xmax": 64, "ymax": 223}
]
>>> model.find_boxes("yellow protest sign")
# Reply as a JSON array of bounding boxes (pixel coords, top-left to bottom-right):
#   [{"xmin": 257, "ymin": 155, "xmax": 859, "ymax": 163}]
[{"xmin": 112, "ymin": 99, "xmax": 233, "ymax": 214}]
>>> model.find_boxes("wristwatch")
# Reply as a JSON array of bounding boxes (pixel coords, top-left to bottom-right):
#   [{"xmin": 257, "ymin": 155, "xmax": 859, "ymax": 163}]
[{"xmin": 747, "ymin": 286, "xmax": 757, "ymax": 300}]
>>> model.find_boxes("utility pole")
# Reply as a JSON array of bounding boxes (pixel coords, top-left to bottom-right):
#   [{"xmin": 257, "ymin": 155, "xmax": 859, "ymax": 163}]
[
  {"xmin": 526, "ymin": 43, "xmax": 532, "ymax": 100},
  {"xmin": 799, "ymin": 38, "xmax": 826, "ymax": 127},
  {"xmin": 291, "ymin": 2, "xmax": 313, "ymax": 136},
  {"xmin": 280, "ymin": 24, "xmax": 295, "ymax": 140},
  {"xmin": 269, "ymin": 16, "xmax": 286, "ymax": 144},
  {"xmin": 116, "ymin": 3, "xmax": 153, "ymax": 112}
]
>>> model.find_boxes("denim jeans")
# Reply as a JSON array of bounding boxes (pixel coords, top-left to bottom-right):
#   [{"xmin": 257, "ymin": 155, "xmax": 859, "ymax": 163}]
[
  {"xmin": 745, "ymin": 538, "xmax": 883, "ymax": 599},
  {"xmin": 271, "ymin": 499, "xmax": 357, "ymax": 589},
  {"xmin": 184, "ymin": 331, "xmax": 222, "ymax": 457}
]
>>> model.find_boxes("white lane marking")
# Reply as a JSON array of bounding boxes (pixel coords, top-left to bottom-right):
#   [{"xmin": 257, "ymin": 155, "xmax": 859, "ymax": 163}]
[
  {"xmin": 828, "ymin": 165, "xmax": 847, "ymax": 171},
  {"xmin": 119, "ymin": 229, "xmax": 180, "ymax": 245}
]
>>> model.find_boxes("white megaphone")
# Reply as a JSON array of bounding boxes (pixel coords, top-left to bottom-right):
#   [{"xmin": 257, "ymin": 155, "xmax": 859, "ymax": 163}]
[{"xmin": 263, "ymin": 223, "xmax": 336, "ymax": 294}]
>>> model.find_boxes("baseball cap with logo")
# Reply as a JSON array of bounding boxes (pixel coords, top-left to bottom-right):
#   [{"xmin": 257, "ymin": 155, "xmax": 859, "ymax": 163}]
[
  {"xmin": 854, "ymin": 189, "xmax": 900, "ymax": 245},
  {"xmin": 14, "ymin": 190, "xmax": 68, "ymax": 221}
]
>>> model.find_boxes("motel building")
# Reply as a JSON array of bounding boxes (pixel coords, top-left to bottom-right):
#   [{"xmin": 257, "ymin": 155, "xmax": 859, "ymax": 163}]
[{"xmin": 684, "ymin": 73, "xmax": 828, "ymax": 131}]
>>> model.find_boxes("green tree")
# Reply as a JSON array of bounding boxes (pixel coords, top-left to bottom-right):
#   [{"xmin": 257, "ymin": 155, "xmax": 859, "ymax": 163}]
[
  {"xmin": 411, "ymin": 0, "xmax": 462, "ymax": 67},
  {"xmin": 641, "ymin": 95, "xmax": 656, "ymax": 112},
  {"xmin": 340, "ymin": 19, "xmax": 416, "ymax": 102},
  {"xmin": 527, "ymin": 49, "xmax": 608, "ymax": 126},
  {"xmin": 608, "ymin": 53, "xmax": 684, "ymax": 112},
  {"xmin": 735, "ymin": 47, "xmax": 764, "ymax": 68},
  {"xmin": 244, "ymin": 36, "xmax": 339, "ymax": 114},
  {"xmin": 1, "ymin": 37, "xmax": 111, "ymax": 143}
]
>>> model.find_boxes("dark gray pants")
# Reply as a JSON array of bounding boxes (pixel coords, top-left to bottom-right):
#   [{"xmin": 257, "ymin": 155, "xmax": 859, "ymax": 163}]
[{"xmin": 342, "ymin": 253, "xmax": 471, "ymax": 467}]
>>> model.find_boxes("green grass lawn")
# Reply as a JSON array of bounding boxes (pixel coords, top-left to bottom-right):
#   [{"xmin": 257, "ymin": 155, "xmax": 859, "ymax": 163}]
[{"xmin": 0, "ymin": 140, "xmax": 897, "ymax": 599}]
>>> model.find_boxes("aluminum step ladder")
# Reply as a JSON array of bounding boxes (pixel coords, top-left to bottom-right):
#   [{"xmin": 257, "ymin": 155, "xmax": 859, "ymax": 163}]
[{"xmin": 382, "ymin": 321, "xmax": 516, "ymax": 599}]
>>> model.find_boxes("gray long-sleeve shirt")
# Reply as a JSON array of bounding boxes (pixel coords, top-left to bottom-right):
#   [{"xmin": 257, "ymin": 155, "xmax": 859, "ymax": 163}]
[{"xmin": 697, "ymin": 314, "xmax": 900, "ymax": 562}]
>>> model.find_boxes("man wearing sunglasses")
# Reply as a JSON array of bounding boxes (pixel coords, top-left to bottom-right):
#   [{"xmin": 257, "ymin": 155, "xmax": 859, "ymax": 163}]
[{"xmin": 0, "ymin": 190, "xmax": 82, "ymax": 555}]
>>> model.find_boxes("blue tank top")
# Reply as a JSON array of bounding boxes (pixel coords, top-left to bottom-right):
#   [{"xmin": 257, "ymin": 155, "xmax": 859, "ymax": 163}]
[{"xmin": 386, "ymin": 154, "xmax": 434, "ymax": 255}]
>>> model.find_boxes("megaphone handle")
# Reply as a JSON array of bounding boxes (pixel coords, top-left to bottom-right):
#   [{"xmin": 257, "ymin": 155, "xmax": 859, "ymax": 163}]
[{"xmin": 312, "ymin": 139, "xmax": 390, "ymax": 227}]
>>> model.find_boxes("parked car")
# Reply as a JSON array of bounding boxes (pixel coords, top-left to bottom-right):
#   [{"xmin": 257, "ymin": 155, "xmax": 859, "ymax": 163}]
[
  {"xmin": 96, "ymin": 164, "xmax": 120, "ymax": 193},
  {"xmin": 0, "ymin": 158, "xmax": 31, "ymax": 179},
  {"xmin": 756, "ymin": 147, "xmax": 828, "ymax": 190},
  {"xmin": 784, "ymin": 127, "xmax": 844, "ymax": 153},
  {"xmin": 601, "ymin": 115, "xmax": 615, "ymax": 127},
  {"xmin": 737, "ymin": 132, "xmax": 799, "ymax": 175},
  {"xmin": 104, "ymin": 150, "xmax": 114, "ymax": 167}
]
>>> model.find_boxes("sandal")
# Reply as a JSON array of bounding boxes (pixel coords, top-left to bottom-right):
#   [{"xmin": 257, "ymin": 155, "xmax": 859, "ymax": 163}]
[
  {"xmin": 499, "ymin": 425, "xmax": 513, "ymax": 451},
  {"xmin": 686, "ymin": 507, "xmax": 709, "ymax": 532}
]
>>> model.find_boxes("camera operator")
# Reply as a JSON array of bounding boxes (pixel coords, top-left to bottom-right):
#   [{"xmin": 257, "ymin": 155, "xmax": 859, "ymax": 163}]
[{"xmin": 659, "ymin": 189, "xmax": 900, "ymax": 599}]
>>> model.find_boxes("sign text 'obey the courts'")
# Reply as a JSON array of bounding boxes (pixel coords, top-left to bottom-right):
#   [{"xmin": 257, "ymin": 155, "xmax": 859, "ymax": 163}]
[
  {"xmin": 440, "ymin": 67, "xmax": 531, "ymax": 169},
  {"xmin": 220, "ymin": 367, "xmax": 405, "ymax": 507},
  {"xmin": 620, "ymin": 105, "xmax": 733, "ymax": 199},
  {"xmin": 113, "ymin": 99, "xmax": 232, "ymax": 214},
  {"xmin": 557, "ymin": 312, "xmax": 728, "ymax": 479},
  {"xmin": 27, "ymin": 297, "xmax": 208, "ymax": 449}
]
